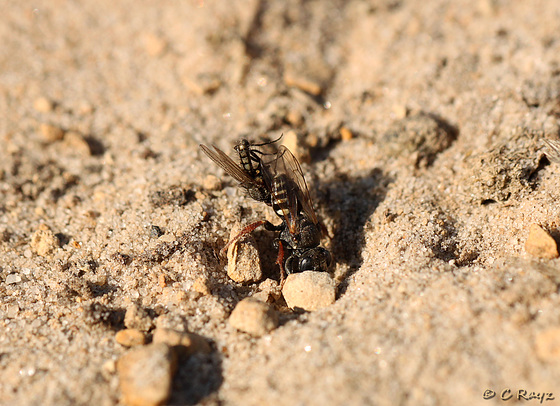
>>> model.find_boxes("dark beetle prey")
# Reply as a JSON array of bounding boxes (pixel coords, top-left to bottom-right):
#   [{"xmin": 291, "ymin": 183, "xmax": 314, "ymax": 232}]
[{"xmin": 200, "ymin": 137, "xmax": 331, "ymax": 281}]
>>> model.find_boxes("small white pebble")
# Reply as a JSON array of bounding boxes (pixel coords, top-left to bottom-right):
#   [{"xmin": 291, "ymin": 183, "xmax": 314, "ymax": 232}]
[
  {"xmin": 6, "ymin": 274, "xmax": 22, "ymax": 285},
  {"xmin": 227, "ymin": 225, "xmax": 263, "ymax": 284},
  {"xmin": 282, "ymin": 271, "xmax": 336, "ymax": 311},
  {"xmin": 229, "ymin": 297, "xmax": 278, "ymax": 337}
]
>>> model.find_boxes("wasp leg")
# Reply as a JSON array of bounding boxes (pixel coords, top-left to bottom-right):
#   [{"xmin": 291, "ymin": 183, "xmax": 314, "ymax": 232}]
[
  {"xmin": 220, "ymin": 220, "xmax": 280, "ymax": 257},
  {"xmin": 276, "ymin": 239, "xmax": 287, "ymax": 286}
]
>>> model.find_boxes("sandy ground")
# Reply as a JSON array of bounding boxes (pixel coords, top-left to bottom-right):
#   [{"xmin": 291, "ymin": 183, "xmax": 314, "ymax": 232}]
[{"xmin": 2, "ymin": 1, "xmax": 560, "ymax": 405}]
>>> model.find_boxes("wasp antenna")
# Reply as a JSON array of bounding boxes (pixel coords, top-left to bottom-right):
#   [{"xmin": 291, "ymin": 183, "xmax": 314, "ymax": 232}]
[{"xmin": 252, "ymin": 133, "xmax": 284, "ymax": 147}]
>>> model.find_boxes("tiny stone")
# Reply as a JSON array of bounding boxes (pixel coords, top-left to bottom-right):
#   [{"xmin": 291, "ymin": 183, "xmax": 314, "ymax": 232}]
[
  {"xmin": 535, "ymin": 327, "xmax": 560, "ymax": 361},
  {"xmin": 6, "ymin": 304, "xmax": 20, "ymax": 318},
  {"xmin": 117, "ymin": 343, "xmax": 177, "ymax": 406},
  {"xmin": 284, "ymin": 72, "xmax": 323, "ymax": 95},
  {"xmin": 33, "ymin": 97, "xmax": 54, "ymax": 113},
  {"xmin": 282, "ymin": 130, "xmax": 310, "ymax": 163},
  {"xmin": 192, "ymin": 276, "xmax": 211, "ymax": 296},
  {"xmin": 5, "ymin": 273, "xmax": 22, "ymax": 285},
  {"xmin": 392, "ymin": 104, "xmax": 408, "ymax": 119},
  {"xmin": 306, "ymin": 133, "xmax": 319, "ymax": 148},
  {"xmin": 252, "ymin": 278, "xmax": 281, "ymax": 303},
  {"xmin": 34, "ymin": 206, "xmax": 46, "ymax": 217},
  {"xmin": 39, "ymin": 123, "xmax": 65, "ymax": 142},
  {"xmin": 525, "ymin": 224, "xmax": 559, "ymax": 259},
  {"xmin": 227, "ymin": 224, "xmax": 263, "ymax": 284},
  {"xmin": 116, "ymin": 329, "xmax": 147, "ymax": 347},
  {"xmin": 101, "ymin": 359, "xmax": 117, "ymax": 380},
  {"xmin": 281, "ymin": 130, "xmax": 299, "ymax": 153},
  {"xmin": 152, "ymin": 328, "xmax": 211, "ymax": 356},
  {"xmin": 251, "ymin": 290, "xmax": 272, "ymax": 303},
  {"xmin": 63, "ymin": 131, "xmax": 92, "ymax": 156},
  {"xmin": 30, "ymin": 225, "xmax": 59, "ymax": 257},
  {"xmin": 282, "ymin": 271, "xmax": 336, "ymax": 311},
  {"xmin": 78, "ymin": 101, "xmax": 94, "ymax": 115},
  {"xmin": 339, "ymin": 126, "xmax": 354, "ymax": 141},
  {"xmin": 202, "ymin": 174, "xmax": 222, "ymax": 191},
  {"xmin": 124, "ymin": 304, "xmax": 154, "ymax": 332},
  {"xmin": 182, "ymin": 73, "xmax": 221, "ymax": 95},
  {"xmin": 143, "ymin": 33, "xmax": 167, "ymax": 57},
  {"xmin": 228, "ymin": 297, "xmax": 278, "ymax": 337},
  {"xmin": 285, "ymin": 110, "xmax": 304, "ymax": 126}
]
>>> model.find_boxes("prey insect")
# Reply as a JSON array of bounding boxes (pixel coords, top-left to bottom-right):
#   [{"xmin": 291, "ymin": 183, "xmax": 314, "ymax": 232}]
[
  {"xmin": 200, "ymin": 137, "xmax": 331, "ymax": 283},
  {"xmin": 199, "ymin": 136, "xmax": 281, "ymax": 203}
]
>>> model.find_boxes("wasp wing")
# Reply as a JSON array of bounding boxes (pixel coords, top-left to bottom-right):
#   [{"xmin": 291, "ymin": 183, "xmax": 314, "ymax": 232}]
[
  {"xmin": 543, "ymin": 139, "xmax": 560, "ymax": 164},
  {"xmin": 199, "ymin": 144, "xmax": 255, "ymax": 185},
  {"xmin": 262, "ymin": 145, "xmax": 319, "ymax": 229},
  {"xmin": 276, "ymin": 146, "xmax": 319, "ymax": 225}
]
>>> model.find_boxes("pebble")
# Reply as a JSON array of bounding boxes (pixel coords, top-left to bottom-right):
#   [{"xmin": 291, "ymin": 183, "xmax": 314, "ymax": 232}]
[
  {"xmin": 6, "ymin": 304, "xmax": 19, "ymax": 318},
  {"xmin": 251, "ymin": 278, "xmax": 281, "ymax": 303},
  {"xmin": 535, "ymin": 327, "xmax": 560, "ymax": 361},
  {"xmin": 78, "ymin": 101, "xmax": 94, "ymax": 115},
  {"xmin": 284, "ymin": 72, "xmax": 323, "ymax": 95},
  {"xmin": 124, "ymin": 304, "xmax": 154, "ymax": 332},
  {"xmin": 33, "ymin": 97, "xmax": 54, "ymax": 113},
  {"xmin": 306, "ymin": 133, "xmax": 319, "ymax": 148},
  {"xmin": 152, "ymin": 328, "xmax": 211, "ymax": 356},
  {"xmin": 143, "ymin": 33, "xmax": 167, "ymax": 57},
  {"xmin": 101, "ymin": 359, "xmax": 117, "ymax": 380},
  {"xmin": 117, "ymin": 343, "xmax": 177, "ymax": 406},
  {"xmin": 30, "ymin": 225, "xmax": 59, "ymax": 257},
  {"xmin": 202, "ymin": 174, "xmax": 222, "ymax": 191},
  {"xmin": 228, "ymin": 297, "xmax": 278, "ymax": 337},
  {"xmin": 391, "ymin": 104, "xmax": 408, "ymax": 119},
  {"xmin": 116, "ymin": 329, "xmax": 147, "ymax": 347},
  {"xmin": 5, "ymin": 273, "xmax": 22, "ymax": 285},
  {"xmin": 525, "ymin": 224, "xmax": 559, "ymax": 259},
  {"xmin": 282, "ymin": 130, "xmax": 310, "ymax": 163},
  {"xmin": 63, "ymin": 131, "xmax": 92, "ymax": 156},
  {"xmin": 157, "ymin": 274, "xmax": 167, "ymax": 288},
  {"xmin": 339, "ymin": 126, "xmax": 354, "ymax": 141},
  {"xmin": 285, "ymin": 110, "xmax": 304, "ymax": 127},
  {"xmin": 282, "ymin": 271, "xmax": 336, "ymax": 311},
  {"xmin": 39, "ymin": 123, "xmax": 64, "ymax": 142},
  {"xmin": 182, "ymin": 73, "xmax": 222, "ymax": 95},
  {"xmin": 227, "ymin": 225, "xmax": 263, "ymax": 284},
  {"xmin": 192, "ymin": 276, "xmax": 211, "ymax": 296}
]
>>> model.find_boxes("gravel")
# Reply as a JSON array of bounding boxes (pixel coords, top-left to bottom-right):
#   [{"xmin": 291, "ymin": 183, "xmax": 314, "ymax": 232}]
[
  {"xmin": 3, "ymin": 1, "xmax": 560, "ymax": 405},
  {"xmin": 282, "ymin": 271, "xmax": 337, "ymax": 311}
]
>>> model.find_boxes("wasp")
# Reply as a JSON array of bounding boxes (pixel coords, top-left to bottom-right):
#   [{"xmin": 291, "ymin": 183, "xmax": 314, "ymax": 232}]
[
  {"xmin": 262, "ymin": 145, "xmax": 332, "ymax": 279},
  {"xmin": 200, "ymin": 137, "xmax": 331, "ymax": 282}
]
